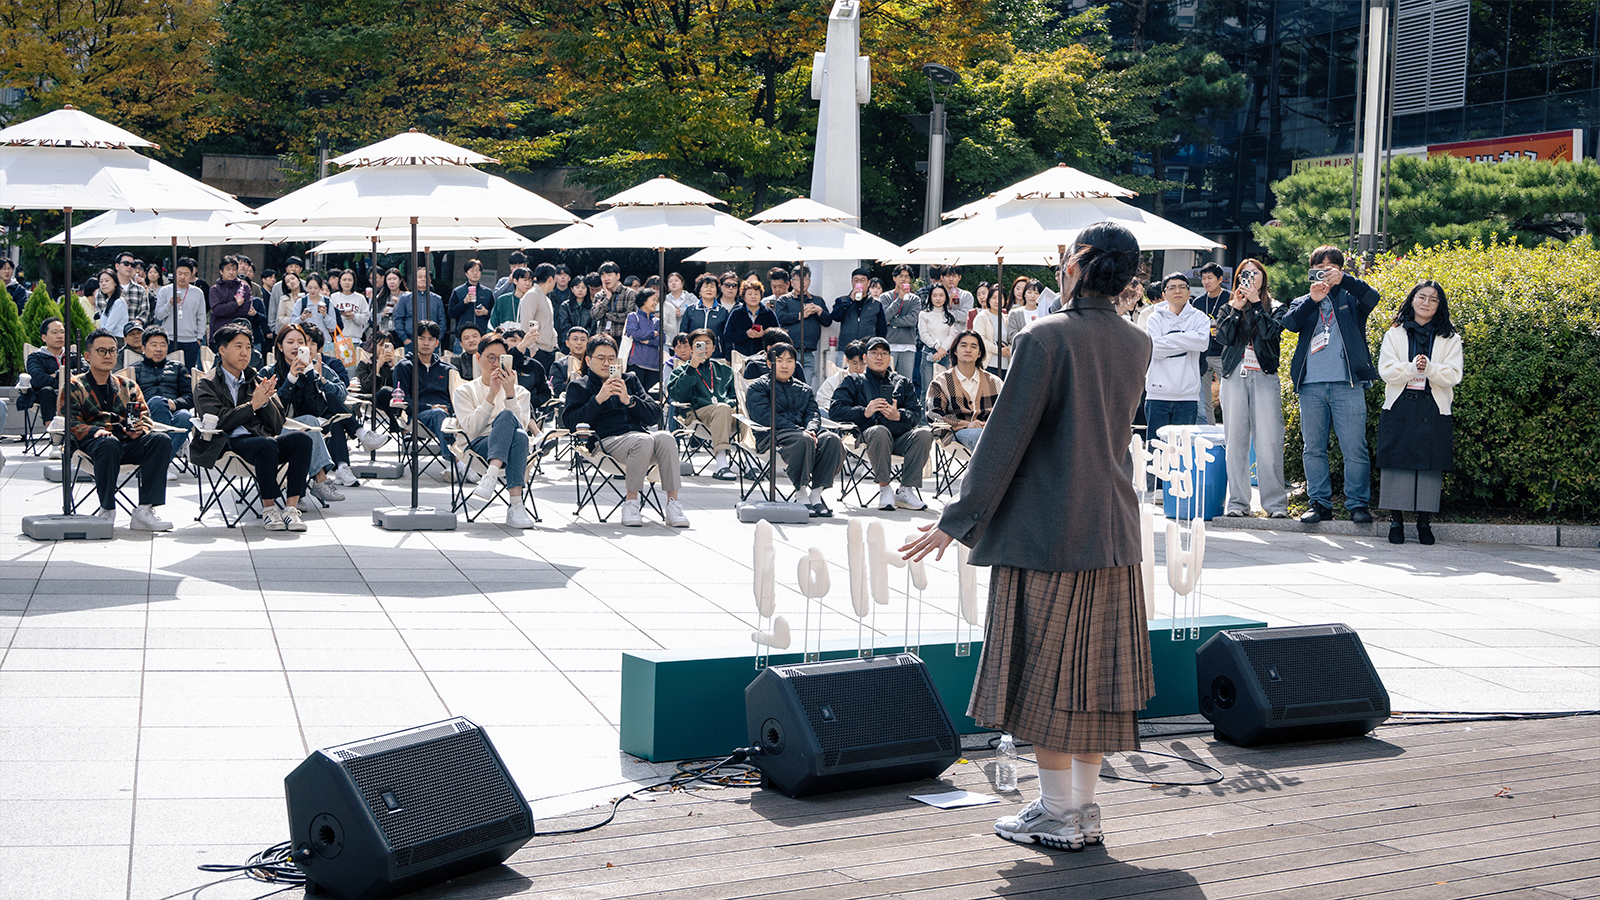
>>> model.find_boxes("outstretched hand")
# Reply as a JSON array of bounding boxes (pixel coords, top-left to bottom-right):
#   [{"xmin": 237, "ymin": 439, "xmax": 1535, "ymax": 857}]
[{"xmin": 899, "ymin": 522, "xmax": 955, "ymax": 562}]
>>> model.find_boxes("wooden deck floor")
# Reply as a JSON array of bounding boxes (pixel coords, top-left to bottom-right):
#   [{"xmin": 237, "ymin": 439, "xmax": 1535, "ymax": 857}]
[{"xmin": 417, "ymin": 717, "xmax": 1600, "ymax": 900}]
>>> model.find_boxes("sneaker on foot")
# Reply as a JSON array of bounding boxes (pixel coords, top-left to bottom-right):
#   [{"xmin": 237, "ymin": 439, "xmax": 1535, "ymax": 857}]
[
  {"xmin": 994, "ymin": 798, "xmax": 1085, "ymax": 851},
  {"xmin": 93, "ymin": 506, "xmax": 116, "ymax": 525},
  {"xmin": 505, "ymin": 503, "xmax": 536, "ymax": 529},
  {"xmin": 282, "ymin": 506, "xmax": 307, "ymax": 532},
  {"xmin": 310, "ymin": 480, "xmax": 344, "ymax": 502},
  {"xmin": 1078, "ymin": 802, "xmax": 1103, "ymax": 845},
  {"xmin": 454, "ymin": 462, "xmax": 481, "ymax": 485},
  {"xmin": 895, "ymin": 486, "xmax": 927, "ymax": 510},
  {"xmin": 1349, "ymin": 506, "xmax": 1374, "ymax": 524},
  {"xmin": 262, "ymin": 506, "xmax": 287, "ymax": 531},
  {"xmin": 332, "ymin": 463, "xmax": 359, "ymax": 486},
  {"xmin": 472, "ymin": 467, "xmax": 502, "ymax": 502},
  {"xmin": 620, "ymin": 499, "xmax": 644, "ymax": 527},
  {"xmin": 357, "ymin": 428, "xmax": 391, "ymax": 451},
  {"xmin": 875, "ymin": 486, "xmax": 895, "ymax": 511},
  {"xmin": 130, "ymin": 504, "xmax": 173, "ymax": 532},
  {"xmin": 664, "ymin": 499, "xmax": 690, "ymax": 528}
]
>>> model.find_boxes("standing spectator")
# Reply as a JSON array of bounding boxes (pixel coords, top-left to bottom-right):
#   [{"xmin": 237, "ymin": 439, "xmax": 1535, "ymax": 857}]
[
  {"xmin": 2, "ymin": 258, "xmax": 28, "ymax": 314},
  {"xmin": 881, "ymin": 265, "xmax": 923, "ymax": 384},
  {"xmin": 289, "ymin": 273, "xmax": 342, "ymax": 338},
  {"xmin": 94, "ymin": 270, "xmax": 128, "ymax": 340},
  {"xmin": 831, "ymin": 268, "xmax": 887, "ymax": 369},
  {"xmin": 925, "ymin": 331, "xmax": 1001, "ymax": 451},
  {"xmin": 67, "ymin": 328, "xmax": 173, "ymax": 531},
  {"xmin": 667, "ymin": 328, "xmax": 738, "ymax": 479},
  {"xmin": 1216, "ymin": 258, "xmax": 1289, "ymax": 518},
  {"xmin": 1377, "ymin": 281, "xmax": 1462, "ymax": 545},
  {"xmin": 773, "ymin": 265, "xmax": 831, "ymax": 386},
  {"xmin": 763, "ymin": 267, "xmax": 790, "ymax": 307},
  {"xmin": 817, "ymin": 339, "xmax": 866, "ymax": 412},
  {"xmin": 517, "ymin": 262, "xmax": 558, "ymax": 369},
  {"xmin": 1192, "ymin": 262, "xmax": 1229, "ymax": 425},
  {"xmin": 716, "ymin": 271, "xmax": 740, "ymax": 311},
  {"xmin": 274, "ymin": 271, "xmax": 306, "ymax": 331},
  {"xmin": 391, "ymin": 321, "xmax": 454, "ymax": 458},
  {"xmin": 372, "ymin": 268, "xmax": 406, "ymax": 339},
  {"xmin": 145, "ymin": 263, "xmax": 164, "ymax": 294},
  {"xmin": 938, "ymin": 265, "xmax": 975, "ymax": 315},
  {"xmin": 1143, "ymin": 272, "xmax": 1210, "ymax": 444},
  {"xmin": 267, "ymin": 256, "xmax": 304, "ymax": 308},
  {"xmin": 561, "ymin": 335, "xmax": 690, "ymax": 528},
  {"xmin": 554, "ymin": 272, "xmax": 597, "ymax": 339},
  {"xmin": 592, "ymin": 261, "xmax": 637, "ymax": 341},
  {"xmin": 662, "ymin": 271, "xmax": 692, "ymax": 341},
  {"xmin": 393, "ymin": 268, "xmax": 445, "ymax": 351},
  {"xmin": 901, "ymin": 221, "xmax": 1153, "ymax": 854},
  {"xmin": 1005, "ymin": 279, "xmax": 1048, "ymax": 335},
  {"xmin": 624, "ymin": 290, "xmax": 663, "ymax": 394},
  {"xmin": 449, "ymin": 258, "xmax": 495, "ymax": 345},
  {"xmin": 1282, "ymin": 246, "xmax": 1381, "ymax": 525},
  {"xmin": 454, "ymin": 334, "xmax": 538, "ymax": 528},
  {"xmin": 152, "ymin": 257, "xmax": 207, "ymax": 365},
  {"xmin": 967, "ymin": 282, "xmax": 990, "ymax": 329},
  {"xmin": 192, "ymin": 323, "xmax": 313, "ymax": 532},
  {"xmin": 972, "ymin": 281, "xmax": 1013, "ymax": 377},
  {"xmin": 722, "ymin": 277, "xmax": 780, "ymax": 360},
  {"xmin": 829, "ymin": 336, "xmax": 933, "ymax": 511},
  {"xmin": 114, "ymin": 252, "xmax": 151, "ymax": 324},
  {"xmin": 550, "ymin": 264, "xmax": 573, "ymax": 310},
  {"xmin": 493, "ymin": 251, "xmax": 527, "ymax": 296},
  {"xmin": 746, "ymin": 342, "xmax": 843, "ymax": 517},
  {"xmin": 918, "ymin": 284, "xmax": 960, "ymax": 387},
  {"xmin": 681, "ymin": 274, "xmax": 731, "ymax": 359},
  {"xmin": 492, "ymin": 267, "xmax": 533, "ymax": 330},
  {"xmin": 328, "ymin": 269, "xmax": 371, "ymax": 341}
]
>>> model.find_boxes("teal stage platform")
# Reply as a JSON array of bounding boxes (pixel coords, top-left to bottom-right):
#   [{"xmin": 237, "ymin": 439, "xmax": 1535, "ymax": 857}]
[{"xmin": 620, "ymin": 615, "xmax": 1267, "ymax": 762}]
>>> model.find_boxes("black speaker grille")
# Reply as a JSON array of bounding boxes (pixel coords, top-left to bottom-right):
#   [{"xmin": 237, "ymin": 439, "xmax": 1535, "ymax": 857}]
[
  {"xmin": 1236, "ymin": 628, "xmax": 1383, "ymax": 710},
  {"xmin": 393, "ymin": 814, "xmax": 525, "ymax": 868},
  {"xmin": 827, "ymin": 738, "xmax": 949, "ymax": 768},
  {"xmin": 342, "ymin": 730, "xmax": 523, "ymax": 853},
  {"xmin": 1274, "ymin": 700, "xmax": 1382, "ymax": 720},
  {"xmin": 787, "ymin": 660, "xmax": 955, "ymax": 760}
]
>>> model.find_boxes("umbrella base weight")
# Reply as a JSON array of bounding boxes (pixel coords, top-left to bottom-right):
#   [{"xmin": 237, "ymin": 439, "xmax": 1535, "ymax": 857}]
[
  {"xmin": 43, "ymin": 463, "xmax": 96, "ymax": 483},
  {"xmin": 372, "ymin": 506, "xmax": 458, "ymax": 531},
  {"xmin": 736, "ymin": 501, "xmax": 812, "ymax": 524},
  {"xmin": 352, "ymin": 461, "xmax": 406, "ymax": 480},
  {"xmin": 23, "ymin": 514, "xmax": 113, "ymax": 541}
]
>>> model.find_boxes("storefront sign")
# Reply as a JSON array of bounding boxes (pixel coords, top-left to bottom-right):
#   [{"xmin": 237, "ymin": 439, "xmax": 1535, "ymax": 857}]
[{"xmin": 1427, "ymin": 129, "xmax": 1581, "ymax": 164}]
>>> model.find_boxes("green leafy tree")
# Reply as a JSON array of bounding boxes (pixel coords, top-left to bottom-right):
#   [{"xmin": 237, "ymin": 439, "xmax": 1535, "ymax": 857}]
[
  {"xmin": 19, "ymin": 282, "xmax": 60, "ymax": 349},
  {"xmin": 0, "ymin": 285, "xmax": 23, "ymax": 377}
]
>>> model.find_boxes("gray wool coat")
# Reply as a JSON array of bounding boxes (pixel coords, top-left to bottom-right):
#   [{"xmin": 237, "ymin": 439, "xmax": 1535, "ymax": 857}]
[{"xmin": 937, "ymin": 295, "xmax": 1153, "ymax": 572}]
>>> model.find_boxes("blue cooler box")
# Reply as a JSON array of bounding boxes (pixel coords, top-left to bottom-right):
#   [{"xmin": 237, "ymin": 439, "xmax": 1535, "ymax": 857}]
[{"xmin": 1162, "ymin": 427, "xmax": 1227, "ymax": 521}]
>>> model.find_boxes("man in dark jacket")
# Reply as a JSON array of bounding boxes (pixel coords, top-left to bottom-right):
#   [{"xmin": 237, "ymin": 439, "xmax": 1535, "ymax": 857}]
[
  {"xmin": 448, "ymin": 258, "xmax": 495, "ymax": 349},
  {"xmin": 22, "ymin": 318, "xmax": 80, "ymax": 441},
  {"xmin": 131, "ymin": 327, "xmax": 193, "ymax": 459},
  {"xmin": 666, "ymin": 328, "xmax": 737, "ymax": 479},
  {"xmin": 746, "ymin": 342, "xmax": 842, "ymax": 517},
  {"xmin": 2, "ymin": 259, "xmax": 26, "ymax": 314},
  {"xmin": 773, "ymin": 265, "xmax": 831, "ymax": 387},
  {"xmin": 829, "ymin": 336, "xmax": 932, "ymax": 511},
  {"xmin": 831, "ymin": 267, "xmax": 887, "ymax": 368},
  {"xmin": 1282, "ymin": 245, "xmax": 1381, "ymax": 525},
  {"xmin": 207, "ymin": 256, "xmax": 256, "ymax": 348}
]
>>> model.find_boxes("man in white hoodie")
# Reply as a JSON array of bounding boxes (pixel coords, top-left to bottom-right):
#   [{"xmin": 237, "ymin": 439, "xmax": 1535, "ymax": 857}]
[{"xmin": 1143, "ymin": 272, "xmax": 1211, "ymax": 444}]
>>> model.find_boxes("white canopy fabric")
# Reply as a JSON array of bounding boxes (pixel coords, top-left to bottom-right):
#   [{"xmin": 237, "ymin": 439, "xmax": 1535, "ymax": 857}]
[
  {"xmin": 246, "ymin": 164, "xmax": 578, "ymax": 230},
  {"xmin": 330, "ymin": 130, "xmax": 496, "ymax": 167},
  {"xmin": 599, "ymin": 176, "xmax": 726, "ymax": 207},
  {"xmin": 941, "ymin": 164, "xmax": 1137, "ymax": 221},
  {"xmin": 535, "ymin": 203, "xmax": 802, "ymax": 255},
  {"xmin": 44, "ymin": 207, "xmax": 258, "ymax": 247},
  {"xmin": 0, "ymin": 145, "xmax": 244, "ymax": 213},
  {"xmin": 903, "ymin": 195, "xmax": 1220, "ymax": 258},
  {"xmin": 685, "ymin": 219, "xmax": 901, "ymax": 263},
  {"xmin": 308, "ymin": 227, "xmax": 530, "ymax": 255},
  {"xmin": 0, "ymin": 107, "xmax": 156, "ymax": 148},
  {"xmin": 748, "ymin": 197, "xmax": 859, "ymax": 223},
  {"xmin": 877, "ymin": 249, "xmax": 1062, "ymax": 267}
]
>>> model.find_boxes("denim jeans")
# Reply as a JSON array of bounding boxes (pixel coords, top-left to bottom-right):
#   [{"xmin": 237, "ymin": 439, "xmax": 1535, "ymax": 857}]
[
  {"xmin": 1220, "ymin": 369, "xmax": 1287, "ymax": 515},
  {"xmin": 147, "ymin": 397, "xmax": 192, "ymax": 457},
  {"xmin": 1297, "ymin": 380, "xmax": 1371, "ymax": 509},
  {"xmin": 468, "ymin": 409, "xmax": 529, "ymax": 488},
  {"xmin": 293, "ymin": 414, "xmax": 334, "ymax": 475},
  {"xmin": 1145, "ymin": 399, "xmax": 1198, "ymax": 443},
  {"xmin": 891, "ymin": 350, "xmax": 916, "ymax": 383},
  {"xmin": 953, "ymin": 427, "xmax": 983, "ymax": 452},
  {"xmin": 416, "ymin": 407, "xmax": 450, "ymax": 450}
]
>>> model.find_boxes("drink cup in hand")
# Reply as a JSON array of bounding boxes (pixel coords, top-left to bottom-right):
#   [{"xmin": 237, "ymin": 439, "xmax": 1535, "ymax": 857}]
[{"xmin": 200, "ymin": 413, "xmax": 219, "ymax": 432}]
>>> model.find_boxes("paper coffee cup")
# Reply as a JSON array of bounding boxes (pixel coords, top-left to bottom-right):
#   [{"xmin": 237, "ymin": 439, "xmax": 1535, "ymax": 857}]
[{"xmin": 200, "ymin": 413, "xmax": 219, "ymax": 432}]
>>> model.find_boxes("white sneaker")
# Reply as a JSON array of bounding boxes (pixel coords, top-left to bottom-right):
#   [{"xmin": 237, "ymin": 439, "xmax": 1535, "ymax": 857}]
[
  {"xmin": 895, "ymin": 486, "xmax": 927, "ymax": 510},
  {"xmin": 454, "ymin": 461, "xmax": 480, "ymax": 484},
  {"xmin": 620, "ymin": 499, "xmax": 643, "ymax": 527},
  {"xmin": 994, "ymin": 797, "xmax": 1086, "ymax": 851},
  {"xmin": 357, "ymin": 427, "xmax": 390, "ymax": 451},
  {"xmin": 130, "ymin": 504, "xmax": 173, "ymax": 532},
  {"xmin": 93, "ymin": 507, "xmax": 116, "ymax": 526},
  {"xmin": 472, "ymin": 466, "xmax": 502, "ymax": 502},
  {"xmin": 505, "ymin": 503, "xmax": 536, "ymax": 529},
  {"xmin": 1078, "ymin": 802, "xmax": 1103, "ymax": 846},
  {"xmin": 664, "ymin": 499, "xmax": 690, "ymax": 528},
  {"xmin": 310, "ymin": 480, "xmax": 344, "ymax": 502},
  {"xmin": 262, "ymin": 506, "xmax": 287, "ymax": 531},
  {"xmin": 282, "ymin": 506, "xmax": 307, "ymax": 532},
  {"xmin": 875, "ymin": 486, "xmax": 895, "ymax": 510},
  {"xmin": 331, "ymin": 463, "xmax": 359, "ymax": 486}
]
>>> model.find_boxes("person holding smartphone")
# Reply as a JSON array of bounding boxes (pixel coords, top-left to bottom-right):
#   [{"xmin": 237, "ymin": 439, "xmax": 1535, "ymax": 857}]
[
  {"xmin": 453, "ymin": 334, "xmax": 537, "ymax": 528},
  {"xmin": 667, "ymin": 328, "xmax": 738, "ymax": 479},
  {"xmin": 1216, "ymin": 258, "xmax": 1289, "ymax": 518}
]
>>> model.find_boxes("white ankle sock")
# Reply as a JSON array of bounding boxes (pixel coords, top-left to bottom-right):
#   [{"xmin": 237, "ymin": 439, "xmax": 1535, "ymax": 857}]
[
  {"xmin": 808, "ymin": 487, "xmax": 824, "ymax": 504},
  {"xmin": 1036, "ymin": 767, "xmax": 1073, "ymax": 818},
  {"xmin": 1071, "ymin": 757, "xmax": 1101, "ymax": 808},
  {"xmin": 714, "ymin": 451, "xmax": 728, "ymax": 468}
]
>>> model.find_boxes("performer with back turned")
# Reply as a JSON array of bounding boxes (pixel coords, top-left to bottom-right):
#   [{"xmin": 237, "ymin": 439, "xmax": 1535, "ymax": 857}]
[{"xmin": 902, "ymin": 221, "xmax": 1155, "ymax": 851}]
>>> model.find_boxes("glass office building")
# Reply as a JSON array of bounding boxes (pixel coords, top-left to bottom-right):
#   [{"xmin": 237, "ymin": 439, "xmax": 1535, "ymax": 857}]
[{"xmin": 1079, "ymin": 0, "xmax": 1600, "ymax": 262}]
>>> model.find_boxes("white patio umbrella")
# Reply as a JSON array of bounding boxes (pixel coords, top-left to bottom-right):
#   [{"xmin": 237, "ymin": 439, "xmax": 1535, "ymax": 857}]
[
  {"xmin": 940, "ymin": 163, "xmax": 1137, "ymax": 222},
  {"xmin": 0, "ymin": 107, "xmax": 245, "ymax": 537},
  {"xmin": 44, "ymin": 208, "xmax": 263, "ymax": 306},
  {"xmin": 306, "ymin": 225, "xmax": 529, "ymax": 256},
  {"xmin": 684, "ymin": 196, "xmax": 903, "ymax": 264},
  {"xmin": 246, "ymin": 128, "xmax": 581, "ymax": 530}
]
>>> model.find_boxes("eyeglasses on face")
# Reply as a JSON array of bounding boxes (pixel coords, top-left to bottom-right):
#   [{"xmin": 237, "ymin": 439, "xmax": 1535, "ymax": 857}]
[{"xmin": 89, "ymin": 346, "xmax": 118, "ymax": 356}]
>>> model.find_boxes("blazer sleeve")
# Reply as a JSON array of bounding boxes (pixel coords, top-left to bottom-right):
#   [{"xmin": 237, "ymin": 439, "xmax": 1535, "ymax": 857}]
[
  {"xmin": 937, "ymin": 327, "xmax": 1054, "ymax": 547},
  {"xmin": 1425, "ymin": 333, "xmax": 1464, "ymax": 389},
  {"xmin": 1377, "ymin": 328, "xmax": 1413, "ymax": 388}
]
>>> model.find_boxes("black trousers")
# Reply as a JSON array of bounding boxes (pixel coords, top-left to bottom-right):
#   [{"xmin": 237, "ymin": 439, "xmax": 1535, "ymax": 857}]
[
  {"xmin": 81, "ymin": 432, "xmax": 171, "ymax": 510},
  {"xmin": 761, "ymin": 429, "xmax": 845, "ymax": 490},
  {"xmin": 230, "ymin": 433, "xmax": 313, "ymax": 503}
]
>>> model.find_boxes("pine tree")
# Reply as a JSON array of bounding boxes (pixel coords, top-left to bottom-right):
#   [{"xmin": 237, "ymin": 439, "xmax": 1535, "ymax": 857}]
[
  {"xmin": 19, "ymin": 282, "xmax": 62, "ymax": 348},
  {"xmin": 0, "ymin": 284, "xmax": 23, "ymax": 378}
]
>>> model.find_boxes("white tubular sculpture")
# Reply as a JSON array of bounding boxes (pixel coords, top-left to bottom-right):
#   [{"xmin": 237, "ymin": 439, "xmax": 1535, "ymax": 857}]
[
  {"xmin": 847, "ymin": 518, "xmax": 870, "ymax": 618},
  {"xmin": 796, "ymin": 547, "xmax": 830, "ymax": 662},
  {"xmin": 1133, "ymin": 436, "xmax": 1157, "ymax": 619},
  {"xmin": 750, "ymin": 521, "xmax": 791, "ymax": 667},
  {"xmin": 955, "ymin": 542, "xmax": 979, "ymax": 656},
  {"xmin": 1148, "ymin": 426, "xmax": 1213, "ymax": 641}
]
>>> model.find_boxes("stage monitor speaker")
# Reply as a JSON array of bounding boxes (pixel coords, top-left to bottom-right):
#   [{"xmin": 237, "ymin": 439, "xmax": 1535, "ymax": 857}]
[
  {"xmin": 746, "ymin": 653, "xmax": 960, "ymax": 798},
  {"xmin": 284, "ymin": 718, "xmax": 533, "ymax": 899},
  {"xmin": 1197, "ymin": 623, "xmax": 1390, "ymax": 746}
]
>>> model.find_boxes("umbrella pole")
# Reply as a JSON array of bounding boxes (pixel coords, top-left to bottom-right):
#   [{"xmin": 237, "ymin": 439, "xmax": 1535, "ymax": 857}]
[
  {"xmin": 60, "ymin": 209, "xmax": 75, "ymax": 517},
  {"xmin": 409, "ymin": 218, "xmax": 421, "ymax": 510},
  {"xmin": 169, "ymin": 238, "xmax": 178, "ymax": 328},
  {"xmin": 995, "ymin": 256, "xmax": 1004, "ymax": 375},
  {"xmin": 657, "ymin": 247, "xmax": 666, "ymax": 425}
]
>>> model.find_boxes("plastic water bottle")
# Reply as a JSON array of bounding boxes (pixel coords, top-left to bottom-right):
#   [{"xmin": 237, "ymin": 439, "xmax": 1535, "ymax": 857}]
[{"xmin": 995, "ymin": 733, "xmax": 1018, "ymax": 792}]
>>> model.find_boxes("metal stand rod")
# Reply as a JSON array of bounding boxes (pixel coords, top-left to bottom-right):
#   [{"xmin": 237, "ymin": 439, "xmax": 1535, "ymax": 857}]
[
  {"xmin": 408, "ymin": 217, "xmax": 420, "ymax": 510},
  {"xmin": 61, "ymin": 210, "xmax": 75, "ymax": 515}
]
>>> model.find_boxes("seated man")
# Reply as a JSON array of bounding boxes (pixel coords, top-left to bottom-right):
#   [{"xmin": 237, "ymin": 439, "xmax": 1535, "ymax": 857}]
[
  {"xmin": 745, "ymin": 342, "xmax": 843, "ymax": 517},
  {"xmin": 23, "ymin": 317, "xmax": 80, "ymax": 451},
  {"xmin": 192, "ymin": 322, "xmax": 314, "ymax": 532},
  {"xmin": 130, "ymin": 326, "xmax": 194, "ymax": 461},
  {"xmin": 354, "ymin": 332, "xmax": 402, "ymax": 432},
  {"xmin": 455, "ymin": 323, "xmax": 483, "ymax": 380},
  {"xmin": 664, "ymin": 332, "xmax": 692, "ymax": 381},
  {"xmin": 741, "ymin": 326, "xmax": 792, "ymax": 381},
  {"xmin": 453, "ymin": 334, "xmax": 537, "ymax": 528},
  {"xmin": 390, "ymin": 320, "xmax": 454, "ymax": 459},
  {"xmin": 562, "ymin": 335, "xmax": 690, "ymax": 528},
  {"xmin": 121, "ymin": 321, "xmax": 146, "ymax": 361},
  {"xmin": 925, "ymin": 330, "xmax": 1001, "ymax": 452},
  {"xmin": 828, "ymin": 336, "xmax": 933, "ymax": 511},
  {"xmin": 67, "ymin": 328, "xmax": 174, "ymax": 531},
  {"xmin": 499, "ymin": 323, "xmax": 554, "ymax": 412},
  {"xmin": 666, "ymin": 328, "xmax": 737, "ymax": 480},
  {"xmin": 550, "ymin": 326, "xmax": 589, "ymax": 400},
  {"xmin": 818, "ymin": 339, "xmax": 866, "ymax": 412}
]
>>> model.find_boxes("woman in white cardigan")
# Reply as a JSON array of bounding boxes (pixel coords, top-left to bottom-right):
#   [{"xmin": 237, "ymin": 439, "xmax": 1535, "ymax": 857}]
[
  {"xmin": 1376, "ymin": 281, "xmax": 1463, "ymax": 545},
  {"xmin": 452, "ymin": 334, "xmax": 536, "ymax": 528}
]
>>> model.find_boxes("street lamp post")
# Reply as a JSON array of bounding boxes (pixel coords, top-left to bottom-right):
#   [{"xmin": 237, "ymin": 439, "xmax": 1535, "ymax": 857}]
[{"xmin": 921, "ymin": 64, "xmax": 959, "ymax": 255}]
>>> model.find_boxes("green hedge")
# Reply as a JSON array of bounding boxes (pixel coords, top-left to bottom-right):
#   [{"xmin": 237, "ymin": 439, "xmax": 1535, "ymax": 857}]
[{"xmin": 1275, "ymin": 240, "xmax": 1600, "ymax": 519}]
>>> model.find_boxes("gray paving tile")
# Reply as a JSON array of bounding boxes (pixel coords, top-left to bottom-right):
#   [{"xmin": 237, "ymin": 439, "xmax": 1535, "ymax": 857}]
[{"xmin": 0, "ymin": 845, "xmax": 132, "ymax": 900}]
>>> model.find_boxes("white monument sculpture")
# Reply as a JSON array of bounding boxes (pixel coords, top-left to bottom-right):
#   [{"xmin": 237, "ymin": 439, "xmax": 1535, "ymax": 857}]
[{"xmin": 808, "ymin": 0, "xmax": 872, "ymax": 306}]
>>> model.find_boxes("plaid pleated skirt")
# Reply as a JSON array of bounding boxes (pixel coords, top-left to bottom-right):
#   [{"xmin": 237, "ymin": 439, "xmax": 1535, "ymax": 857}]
[{"xmin": 968, "ymin": 565, "xmax": 1154, "ymax": 754}]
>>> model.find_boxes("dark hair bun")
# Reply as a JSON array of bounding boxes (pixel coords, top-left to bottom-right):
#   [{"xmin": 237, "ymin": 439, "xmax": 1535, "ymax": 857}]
[{"xmin": 1071, "ymin": 221, "xmax": 1142, "ymax": 299}]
